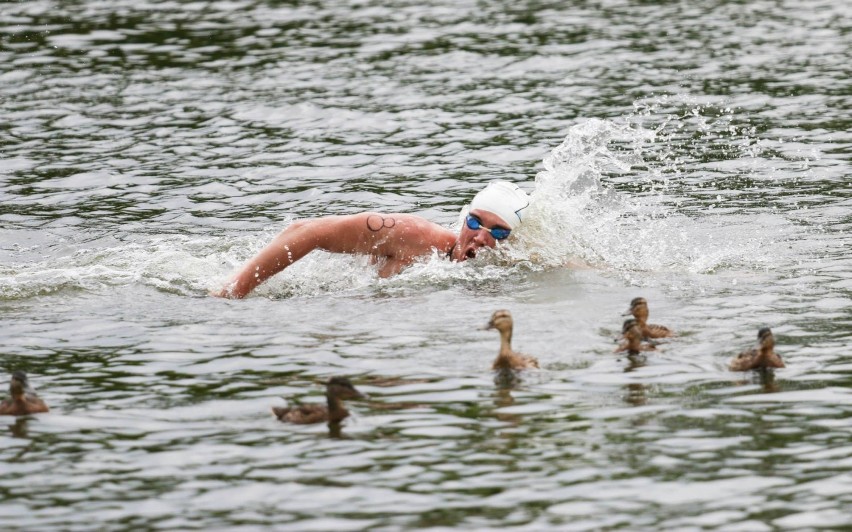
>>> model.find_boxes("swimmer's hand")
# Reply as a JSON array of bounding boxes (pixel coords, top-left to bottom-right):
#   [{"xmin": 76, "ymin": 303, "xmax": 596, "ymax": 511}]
[
  {"xmin": 564, "ymin": 258, "xmax": 595, "ymax": 269},
  {"xmin": 210, "ymin": 285, "xmax": 237, "ymax": 298}
]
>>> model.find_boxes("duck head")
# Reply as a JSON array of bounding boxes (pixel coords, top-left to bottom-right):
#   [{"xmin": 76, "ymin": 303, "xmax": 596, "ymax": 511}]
[
  {"xmin": 757, "ymin": 327, "xmax": 774, "ymax": 350},
  {"xmin": 623, "ymin": 298, "xmax": 649, "ymax": 320},
  {"xmin": 9, "ymin": 371, "xmax": 29, "ymax": 398},
  {"xmin": 326, "ymin": 377, "xmax": 365, "ymax": 401},
  {"xmin": 620, "ymin": 318, "xmax": 648, "ymax": 354},
  {"xmin": 622, "ymin": 318, "xmax": 643, "ymax": 343},
  {"xmin": 485, "ymin": 310, "xmax": 514, "ymax": 334}
]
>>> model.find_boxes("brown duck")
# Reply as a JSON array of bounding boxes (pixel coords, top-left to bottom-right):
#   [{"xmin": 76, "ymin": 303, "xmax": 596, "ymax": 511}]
[
  {"xmin": 0, "ymin": 372, "xmax": 49, "ymax": 416},
  {"xmin": 729, "ymin": 327, "xmax": 785, "ymax": 371},
  {"xmin": 614, "ymin": 318, "xmax": 657, "ymax": 356},
  {"xmin": 624, "ymin": 297, "xmax": 674, "ymax": 339},
  {"xmin": 486, "ymin": 310, "xmax": 539, "ymax": 371},
  {"xmin": 272, "ymin": 377, "xmax": 364, "ymax": 424}
]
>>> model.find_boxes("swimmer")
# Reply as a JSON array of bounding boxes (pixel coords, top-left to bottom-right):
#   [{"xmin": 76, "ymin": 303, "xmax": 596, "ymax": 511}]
[{"xmin": 215, "ymin": 181, "xmax": 530, "ymax": 298}]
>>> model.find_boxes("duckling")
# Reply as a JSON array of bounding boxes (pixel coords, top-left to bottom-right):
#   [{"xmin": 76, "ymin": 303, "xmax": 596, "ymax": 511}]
[
  {"xmin": 485, "ymin": 310, "xmax": 539, "ymax": 371},
  {"xmin": 624, "ymin": 297, "xmax": 674, "ymax": 339},
  {"xmin": 729, "ymin": 327, "xmax": 785, "ymax": 372},
  {"xmin": 272, "ymin": 377, "xmax": 364, "ymax": 424},
  {"xmin": 614, "ymin": 319, "xmax": 656, "ymax": 356},
  {"xmin": 0, "ymin": 372, "xmax": 49, "ymax": 416}
]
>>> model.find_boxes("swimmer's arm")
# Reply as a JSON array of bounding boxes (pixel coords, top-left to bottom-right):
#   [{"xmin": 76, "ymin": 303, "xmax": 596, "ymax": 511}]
[{"xmin": 214, "ymin": 213, "xmax": 394, "ymax": 299}]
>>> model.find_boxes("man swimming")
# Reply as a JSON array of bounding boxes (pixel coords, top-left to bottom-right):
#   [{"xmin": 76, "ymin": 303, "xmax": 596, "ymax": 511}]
[{"xmin": 214, "ymin": 180, "xmax": 530, "ymax": 298}]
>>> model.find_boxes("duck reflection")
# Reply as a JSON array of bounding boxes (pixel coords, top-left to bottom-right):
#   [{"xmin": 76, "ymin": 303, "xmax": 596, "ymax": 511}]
[
  {"xmin": 757, "ymin": 368, "xmax": 781, "ymax": 393},
  {"xmin": 326, "ymin": 422, "xmax": 344, "ymax": 439},
  {"xmin": 493, "ymin": 368, "xmax": 523, "ymax": 389},
  {"xmin": 621, "ymin": 356, "xmax": 649, "ymax": 406},
  {"xmin": 493, "ymin": 387, "xmax": 515, "ymax": 409},
  {"xmin": 622, "ymin": 352, "xmax": 647, "ymax": 372},
  {"xmin": 731, "ymin": 367, "xmax": 781, "ymax": 394},
  {"xmin": 4, "ymin": 418, "xmax": 36, "ymax": 461},
  {"xmin": 492, "ymin": 387, "xmax": 522, "ymax": 427},
  {"xmin": 623, "ymin": 383, "xmax": 648, "ymax": 406},
  {"xmin": 7, "ymin": 417, "xmax": 32, "ymax": 438}
]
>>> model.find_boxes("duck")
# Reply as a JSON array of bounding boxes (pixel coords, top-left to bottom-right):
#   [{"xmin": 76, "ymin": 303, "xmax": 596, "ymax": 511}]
[
  {"xmin": 729, "ymin": 327, "xmax": 785, "ymax": 371},
  {"xmin": 272, "ymin": 377, "xmax": 365, "ymax": 424},
  {"xmin": 624, "ymin": 297, "xmax": 674, "ymax": 339},
  {"xmin": 614, "ymin": 318, "xmax": 657, "ymax": 356},
  {"xmin": 485, "ymin": 310, "xmax": 539, "ymax": 371},
  {"xmin": 0, "ymin": 371, "xmax": 49, "ymax": 416}
]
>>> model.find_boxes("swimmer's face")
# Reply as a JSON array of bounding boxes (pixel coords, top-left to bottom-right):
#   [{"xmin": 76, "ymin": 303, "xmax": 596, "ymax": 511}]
[{"xmin": 453, "ymin": 209, "xmax": 511, "ymax": 262}]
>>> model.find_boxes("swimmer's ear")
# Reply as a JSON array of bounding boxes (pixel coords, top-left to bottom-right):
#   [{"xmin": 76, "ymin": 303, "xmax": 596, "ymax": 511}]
[{"xmin": 456, "ymin": 204, "xmax": 470, "ymax": 229}]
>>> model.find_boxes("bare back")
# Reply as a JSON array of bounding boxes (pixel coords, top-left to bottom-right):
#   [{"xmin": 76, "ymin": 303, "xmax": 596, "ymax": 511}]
[{"xmin": 351, "ymin": 213, "xmax": 458, "ymax": 276}]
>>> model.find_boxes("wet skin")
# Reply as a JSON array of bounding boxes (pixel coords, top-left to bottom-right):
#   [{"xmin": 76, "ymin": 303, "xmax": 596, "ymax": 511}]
[
  {"xmin": 451, "ymin": 209, "xmax": 509, "ymax": 262},
  {"xmin": 217, "ymin": 208, "xmax": 511, "ymax": 299}
]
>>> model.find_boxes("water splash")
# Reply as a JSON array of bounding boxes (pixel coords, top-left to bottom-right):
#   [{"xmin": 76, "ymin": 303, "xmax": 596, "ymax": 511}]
[
  {"xmin": 0, "ymin": 98, "xmax": 811, "ymax": 300},
  {"xmin": 487, "ymin": 107, "xmax": 799, "ymax": 282},
  {"xmin": 0, "ymin": 237, "xmax": 229, "ymax": 300}
]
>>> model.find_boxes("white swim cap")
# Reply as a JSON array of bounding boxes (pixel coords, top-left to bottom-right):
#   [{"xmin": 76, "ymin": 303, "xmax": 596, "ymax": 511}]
[{"xmin": 468, "ymin": 180, "xmax": 530, "ymax": 230}]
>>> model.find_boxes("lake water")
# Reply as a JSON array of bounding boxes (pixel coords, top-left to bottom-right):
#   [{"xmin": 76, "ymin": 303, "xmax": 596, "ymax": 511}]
[{"xmin": 1, "ymin": 1, "xmax": 850, "ymax": 530}]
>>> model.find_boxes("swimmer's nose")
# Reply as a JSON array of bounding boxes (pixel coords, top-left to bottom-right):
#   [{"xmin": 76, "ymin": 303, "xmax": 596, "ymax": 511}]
[{"xmin": 472, "ymin": 229, "xmax": 491, "ymax": 246}]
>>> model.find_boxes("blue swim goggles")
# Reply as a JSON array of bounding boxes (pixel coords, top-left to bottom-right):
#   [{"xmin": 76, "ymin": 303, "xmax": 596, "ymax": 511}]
[{"xmin": 465, "ymin": 215, "xmax": 511, "ymax": 240}]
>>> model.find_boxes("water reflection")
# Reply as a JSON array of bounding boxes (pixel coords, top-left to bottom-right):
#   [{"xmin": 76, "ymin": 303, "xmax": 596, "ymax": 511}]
[
  {"xmin": 326, "ymin": 421, "xmax": 344, "ymax": 440},
  {"xmin": 732, "ymin": 368, "xmax": 782, "ymax": 394},
  {"xmin": 6, "ymin": 417, "xmax": 33, "ymax": 439},
  {"xmin": 756, "ymin": 370, "xmax": 781, "ymax": 394},
  {"xmin": 623, "ymin": 354, "xmax": 647, "ymax": 373},
  {"xmin": 622, "ymin": 356, "xmax": 649, "ymax": 407},
  {"xmin": 493, "ymin": 369, "xmax": 523, "ymax": 389},
  {"xmin": 622, "ymin": 383, "xmax": 648, "ymax": 407},
  {"xmin": 493, "ymin": 388, "xmax": 515, "ymax": 410},
  {"xmin": 492, "ymin": 387, "xmax": 521, "ymax": 425}
]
